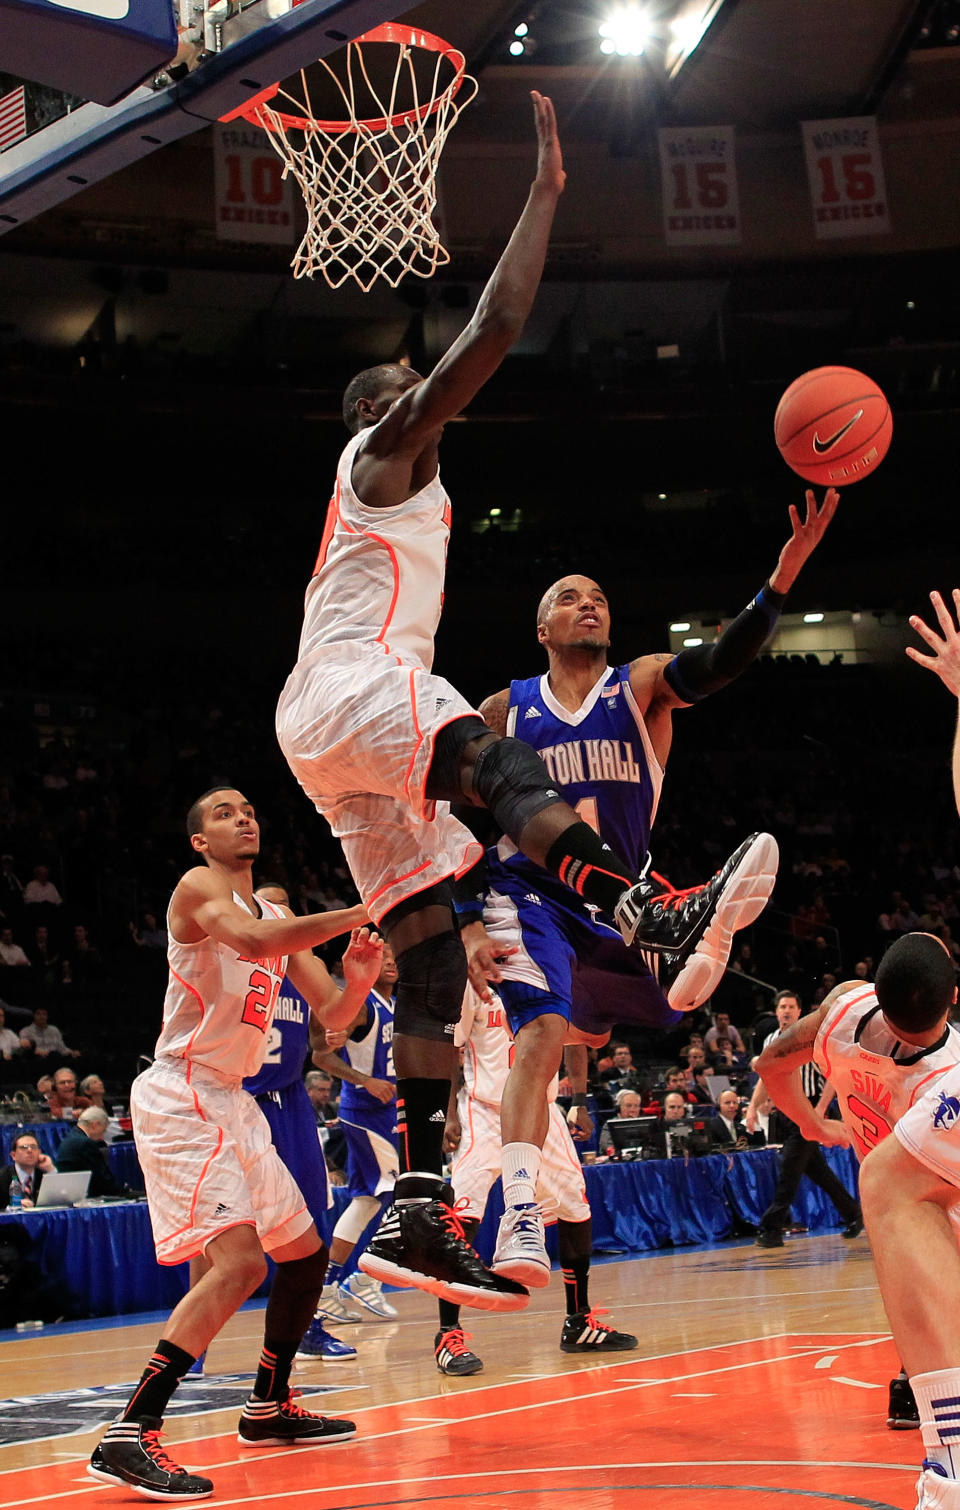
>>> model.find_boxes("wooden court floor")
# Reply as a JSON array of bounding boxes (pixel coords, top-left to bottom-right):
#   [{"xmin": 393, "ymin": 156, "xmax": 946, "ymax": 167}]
[{"xmin": 0, "ymin": 1232, "xmax": 921, "ymax": 1510}]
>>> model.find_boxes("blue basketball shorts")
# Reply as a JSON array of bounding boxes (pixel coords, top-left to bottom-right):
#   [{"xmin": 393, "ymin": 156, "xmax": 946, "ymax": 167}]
[
  {"xmin": 340, "ymin": 1117, "xmax": 399, "ymax": 1201},
  {"xmin": 257, "ymin": 1081, "xmax": 333, "ymax": 1244},
  {"xmin": 483, "ymin": 869, "xmax": 681, "ymax": 1038}
]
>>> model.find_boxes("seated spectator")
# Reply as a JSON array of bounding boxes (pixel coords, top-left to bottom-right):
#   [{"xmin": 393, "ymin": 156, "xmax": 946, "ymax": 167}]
[
  {"xmin": 0, "ymin": 1131, "xmax": 55, "ymax": 1209},
  {"xmin": 305, "ymin": 1069, "xmax": 339, "ymax": 1124},
  {"xmin": 682, "ymin": 1044, "xmax": 708, "ymax": 1091},
  {"xmin": 704, "ymin": 1010, "xmax": 745, "ymax": 1055},
  {"xmin": 54, "ymin": 1107, "xmax": 123, "ymax": 1196},
  {"xmin": 651, "ymin": 1091, "xmax": 697, "ymax": 1158},
  {"xmin": 599, "ymin": 1042, "xmax": 641, "ymax": 1086},
  {"xmin": 690, "ymin": 1062, "xmax": 716, "ymax": 1103},
  {"xmin": 0, "ymin": 926, "xmax": 30, "ymax": 968},
  {"xmin": 707, "ymin": 1089, "xmax": 760, "ymax": 1150},
  {"xmin": 19, "ymin": 1006, "xmax": 80, "ymax": 1061},
  {"xmin": 47, "ymin": 1067, "xmax": 92, "ymax": 1121},
  {"xmin": 598, "ymin": 1089, "xmax": 642, "ymax": 1155},
  {"xmin": 128, "ymin": 912, "xmax": 167, "ymax": 951},
  {"xmin": 710, "ymin": 1035, "xmax": 748, "ymax": 1073},
  {"xmin": 0, "ymin": 1004, "xmax": 21, "ymax": 1060},
  {"xmin": 661, "ymin": 1066, "xmax": 698, "ymax": 1105},
  {"xmin": 23, "ymin": 864, "xmax": 63, "ymax": 912},
  {"xmin": 27, "ymin": 926, "xmax": 64, "ymax": 990},
  {"xmin": 79, "ymin": 1073, "xmax": 113, "ymax": 1114},
  {"xmin": 36, "ymin": 1074, "xmax": 56, "ymax": 1114}
]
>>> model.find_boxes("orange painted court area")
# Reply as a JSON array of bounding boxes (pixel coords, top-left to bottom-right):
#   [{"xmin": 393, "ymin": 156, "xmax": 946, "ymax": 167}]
[{"xmin": 1, "ymin": 1332, "xmax": 917, "ymax": 1510}]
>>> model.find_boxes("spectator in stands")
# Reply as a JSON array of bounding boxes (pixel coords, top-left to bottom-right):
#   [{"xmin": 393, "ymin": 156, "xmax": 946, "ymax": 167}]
[
  {"xmin": 79, "ymin": 1073, "xmax": 113, "ymax": 1114},
  {"xmin": 63, "ymin": 923, "xmax": 103, "ymax": 987},
  {"xmin": 48, "ymin": 1067, "xmax": 91, "ymax": 1121},
  {"xmin": 599, "ymin": 1042, "xmax": 645, "ymax": 1089},
  {"xmin": 19, "ymin": 1006, "xmax": 80, "ymax": 1060},
  {"xmin": 704, "ymin": 1010, "xmax": 745, "ymax": 1055},
  {"xmin": 598, "ymin": 1089, "xmax": 642, "ymax": 1155},
  {"xmin": 710, "ymin": 1034, "xmax": 748, "ymax": 1072},
  {"xmin": 305, "ymin": 1069, "xmax": 339, "ymax": 1124},
  {"xmin": 0, "ymin": 1005, "xmax": 21, "ymax": 1059},
  {"xmin": 0, "ymin": 926, "xmax": 30, "ymax": 968},
  {"xmin": 23, "ymin": 864, "xmax": 63, "ymax": 911},
  {"xmin": 682, "ymin": 1044, "xmax": 708, "ymax": 1092},
  {"xmin": 663, "ymin": 1066, "xmax": 698, "ymax": 1105},
  {"xmin": 691, "ymin": 1062, "xmax": 716, "ymax": 1103},
  {"xmin": 27, "ymin": 926, "xmax": 64, "ymax": 990},
  {"xmin": 54, "ymin": 1107, "xmax": 123, "ymax": 1196},
  {"xmin": 128, "ymin": 912, "xmax": 167, "ymax": 951},
  {"xmin": 0, "ymin": 1132, "xmax": 55, "ymax": 1209},
  {"xmin": 36, "ymin": 1074, "xmax": 56, "ymax": 1113}
]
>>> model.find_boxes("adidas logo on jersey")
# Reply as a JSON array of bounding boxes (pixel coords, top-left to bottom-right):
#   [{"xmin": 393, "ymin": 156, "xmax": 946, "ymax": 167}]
[
  {"xmin": 524, "ymin": 706, "xmax": 541, "ymax": 719},
  {"xmin": 524, "ymin": 892, "xmax": 543, "ymax": 906}
]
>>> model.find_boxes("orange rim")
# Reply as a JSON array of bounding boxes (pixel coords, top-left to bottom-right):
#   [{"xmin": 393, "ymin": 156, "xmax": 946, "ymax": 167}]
[{"xmin": 220, "ymin": 23, "xmax": 468, "ymax": 135}]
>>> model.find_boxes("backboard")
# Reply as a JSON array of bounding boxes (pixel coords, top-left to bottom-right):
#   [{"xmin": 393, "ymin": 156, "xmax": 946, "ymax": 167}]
[{"xmin": 0, "ymin": 0, "xmax": 403, "ymax": 231}]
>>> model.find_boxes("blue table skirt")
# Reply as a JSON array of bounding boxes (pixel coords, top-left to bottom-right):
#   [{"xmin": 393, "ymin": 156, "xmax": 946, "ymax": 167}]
[{"xmin": 0, "ymin": 1145, "xmax": 860, "ymax": 1321}]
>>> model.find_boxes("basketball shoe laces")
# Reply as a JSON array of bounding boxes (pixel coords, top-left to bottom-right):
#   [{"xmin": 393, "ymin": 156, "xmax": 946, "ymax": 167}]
[
  {"xmin": 138, "ymin": 1427, "xmax": 186, "ymax": 1476},
  {"xmin": 438, "ymin": 1196, "xmax": 473, "ymax": 1244},
  {"xmin": 648, "ymin": 870, "xmax": 704, "ymax": 911},
  {"xmin": 438, "ymin": 1328, "xmax": 475, "ymax": 1356},
  {"xmin": 580, "ymin": 1307, "xmax": 616, "ymax": 1333}
]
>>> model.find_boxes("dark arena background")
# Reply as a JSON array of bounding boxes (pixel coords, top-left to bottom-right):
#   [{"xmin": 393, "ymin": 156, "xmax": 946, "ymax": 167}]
[{"xmin": 1, "ymin": 2, "xmax": 959, "ymax": 1506}]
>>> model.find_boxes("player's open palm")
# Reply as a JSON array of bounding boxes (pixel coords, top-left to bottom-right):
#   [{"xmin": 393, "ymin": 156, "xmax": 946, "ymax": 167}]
[
  {"xmin": 908, "ymin": 588, "xmax": 960, "ymax": 696},
  {"xmin": 342, "ymin": 927, "xmax": 384, "ymax": 992},
  {"xmin": 531, "ymin": 91, "xmax": 565, "ymax": 196},
  {"xmin": 772, "ymin": 487, "xmax": 840, "ymax": 592}
]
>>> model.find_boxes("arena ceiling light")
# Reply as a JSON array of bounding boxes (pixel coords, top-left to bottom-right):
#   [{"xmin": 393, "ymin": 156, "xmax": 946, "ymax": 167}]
[
  {"xmin": 598, "ymin": 4, "xmax": 651, "ymax": 56},
  {"xmin": 670, "ymin": 621, "xmax": 691, "ymax": 632},
  {"xmin": 803, "ymin": 612, "xmax": 825, "ymax": 624}
]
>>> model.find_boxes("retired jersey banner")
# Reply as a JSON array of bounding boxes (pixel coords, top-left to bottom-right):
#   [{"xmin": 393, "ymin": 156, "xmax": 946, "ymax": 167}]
[
  {"xmin": 214, "ymin": 122, "xmax": 296, "ymax": 246},
  {"xmin": 801, "ymin": 116, "xmax": 891, "ymax": 240},
  {"xmin": 657, "ymin": 126, "xmax": 741, "ymax": 247}
]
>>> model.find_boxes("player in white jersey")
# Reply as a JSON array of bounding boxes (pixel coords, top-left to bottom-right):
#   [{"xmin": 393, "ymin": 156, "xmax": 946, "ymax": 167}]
[
  {"xmin": 276, "ymin": 92, "xmax": 772, "ymax": 1317},
  {"xmin": 854, "ymin": 589, "xmax": 960, "ymax": 1510},
  {"xmin": 755, "ymin": 931, "xmax": 960, "ymax": 1432},
  {"xmin": 89, "ymin": 786, "xmax": 382, "ymax": 1502},
  {"xmin": 428, "ymin": 986, "xmax": 637, "ymax": 1376}
]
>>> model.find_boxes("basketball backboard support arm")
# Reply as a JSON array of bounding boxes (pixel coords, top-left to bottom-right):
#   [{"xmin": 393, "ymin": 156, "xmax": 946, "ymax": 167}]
[{"xmin": 0, "ymin": 0, "xmax": 402, "ymax": 232}]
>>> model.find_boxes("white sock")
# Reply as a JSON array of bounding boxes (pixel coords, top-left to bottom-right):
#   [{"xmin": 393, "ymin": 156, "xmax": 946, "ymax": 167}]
[
  {"xmin": 914, "ymin": 1369, "xmax": 960, "ymax": 1475},
  {"xmin": 502, "ymin": 1142, "xmax": 541, "ymax": 1208}
]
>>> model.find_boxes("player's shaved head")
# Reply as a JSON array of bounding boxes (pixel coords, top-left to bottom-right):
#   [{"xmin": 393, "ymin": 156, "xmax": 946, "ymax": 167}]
[
  {"xmin": 342, "ymin": 363, "xmax": 420, "ymax": 434},
  {"xmin": 537, "ymin": 575, "xmax": 607, "ymax": 627},
  {"xmin": 875, "ymin": 931, "xmax": 957, "ymax": 1034}
]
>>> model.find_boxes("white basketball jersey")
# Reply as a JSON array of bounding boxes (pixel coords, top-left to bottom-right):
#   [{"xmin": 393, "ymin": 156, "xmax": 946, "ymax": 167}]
[
  {"xmin": 457, "ymin": 987, "xmax": 558, "ymax": 1108},
  {"xmin": 156, "ymin": 892, "xmax": 289, "ymax": 1080},
  {"xmin": 814, "ymin": 984, "xmax": 960, "ymax": 1160},
  {"xmin": 296, "ymin": 427, "xmax": 452, "ymax": 672}
]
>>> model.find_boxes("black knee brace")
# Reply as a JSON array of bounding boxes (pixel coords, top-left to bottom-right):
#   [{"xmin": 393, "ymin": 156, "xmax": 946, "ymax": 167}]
[
  {"xmin": 394, "ymin": 931, "xmax": 468, "ymax": 1042},
  {"xmin": 472, "ymin": 736, "xmax": 563, "ymax": 845},
  {"xmin": 426, "ymin": 715, "xmax": 491, "ymax": 802}
]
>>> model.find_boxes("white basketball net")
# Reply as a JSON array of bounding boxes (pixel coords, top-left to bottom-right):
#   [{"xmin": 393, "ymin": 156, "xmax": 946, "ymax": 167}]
[{"xmin": 244, "ymin": 27, "xmax": 477, "ymax": 291}]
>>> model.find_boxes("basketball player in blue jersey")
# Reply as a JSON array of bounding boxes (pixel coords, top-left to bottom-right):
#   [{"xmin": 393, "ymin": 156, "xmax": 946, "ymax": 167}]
[
  {"xmin": 304, "ymin": 946, "xmax": 400, "ymax": 1338},
  {"xmin": 454, "ymin": 488, "xmax": 839, "ymax": 1284}
]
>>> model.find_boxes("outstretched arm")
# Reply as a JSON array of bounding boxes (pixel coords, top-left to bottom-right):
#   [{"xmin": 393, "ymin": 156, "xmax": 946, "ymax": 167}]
[
  {"xmin": 907, "ymin": 588, "xmax": 960, "ymax": 817},
  {"xmin": 629, "ymin": 489, "xmax": 839, "ymax": 757},
  {"xmin": 754, "ymin": 1002, "xmax": 850, "ymax": 1146},
  {"xmin": 354, "ymin": 93, "xmax": 564, "ymax": 498}
]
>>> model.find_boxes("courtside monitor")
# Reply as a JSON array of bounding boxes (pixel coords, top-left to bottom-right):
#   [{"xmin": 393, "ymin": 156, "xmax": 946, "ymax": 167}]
[{"xmin": 608, "ymin": 1116, "xmax": 660, "ymax": 1155}]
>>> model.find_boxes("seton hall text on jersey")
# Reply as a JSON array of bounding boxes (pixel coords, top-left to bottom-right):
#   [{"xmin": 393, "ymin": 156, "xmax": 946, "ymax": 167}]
[
  {"xmin": 537, "ymin": 739, "xmax": 643, "ymax": 787},
  {"xmin": 275, "ymin": 994, "xmax": 306, "ymax": 1025}
]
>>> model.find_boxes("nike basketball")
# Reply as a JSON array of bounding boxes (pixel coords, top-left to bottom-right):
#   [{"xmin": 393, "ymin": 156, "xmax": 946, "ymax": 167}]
[{"xmin": 774, "ymin": 366, "xmax": 892, "ymax": 487}]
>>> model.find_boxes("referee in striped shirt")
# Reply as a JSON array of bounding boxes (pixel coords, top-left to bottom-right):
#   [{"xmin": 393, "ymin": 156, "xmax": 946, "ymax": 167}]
[{"xmin": 746, "ymin": 989, "xmax": 862, "ymax": 1248}]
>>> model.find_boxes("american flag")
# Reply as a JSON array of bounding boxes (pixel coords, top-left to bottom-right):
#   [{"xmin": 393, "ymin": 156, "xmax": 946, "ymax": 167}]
[{"xmin": 0, "ymin": 85, "xmax": 27, "ymax": 152}]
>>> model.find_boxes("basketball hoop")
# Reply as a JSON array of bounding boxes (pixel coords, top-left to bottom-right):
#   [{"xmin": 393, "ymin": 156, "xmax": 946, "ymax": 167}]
[{"xmin": 221, "ymin": 24, "xmax": 477, "ymax": 291}]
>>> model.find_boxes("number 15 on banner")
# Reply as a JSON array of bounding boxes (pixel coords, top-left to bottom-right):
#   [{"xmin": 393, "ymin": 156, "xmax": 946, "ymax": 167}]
[
  {"xmin": 658, "ymin": 126, "xmax": 741, "ymax": 247},
  {"xmin": 801, "ymin": 116, "xmax": 891, "ymax": 241}
]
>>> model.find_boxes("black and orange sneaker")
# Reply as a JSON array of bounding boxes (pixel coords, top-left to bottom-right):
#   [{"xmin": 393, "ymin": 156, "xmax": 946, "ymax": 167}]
[
  {"xmin": 560, "ymin": 1309, "xmax": 638, "ymax": 1353},
  {"xmin": 360, "ymin": 1179, "xmax": 529, "ymax": 1313},
  {"xmin": 616, "ymin": 834, "xmax": 779, "ymax": 1012},
  {"xmin": 88, "ymin": 1417, "xmax": 213, "ymax": 1499},
  {"xmin": 434, "ymin": 1327, "xmax": 484, "ymax": 1376},
  {"xmin": 237, "ymin": 1390, "xmax": 356, "ymax": 1447}
]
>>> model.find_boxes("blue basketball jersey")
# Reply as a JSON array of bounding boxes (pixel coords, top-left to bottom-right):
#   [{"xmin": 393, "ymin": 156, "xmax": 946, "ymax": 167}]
[
  {"xmin": 497, "ymin": 664, "xmax": 661, "ymax": 907},
  {"xmin": 244, "ymin": 979, "xmax": 310, "ymax": 1095},
  {"xmin": 338, "ymin": 990, "xmax": 397, "ymax": 1140}
]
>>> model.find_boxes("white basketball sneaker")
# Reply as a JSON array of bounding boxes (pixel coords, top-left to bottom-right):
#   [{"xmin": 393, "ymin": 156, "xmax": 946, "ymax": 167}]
[
  {"xmin": 917, "ymin": 1464, "xmax": 960, "ymax": 1510},
  {"xmin": 492, "ymin": 1203, "xmax": 551, "ymax": 1288},
  {"xmin": 339, "ymin": 1271, "xmax": 398, "ymax": 1320},
  {"xmin": 316, "ymin": 1282, "xmax": 362, "ymax": 1325}
]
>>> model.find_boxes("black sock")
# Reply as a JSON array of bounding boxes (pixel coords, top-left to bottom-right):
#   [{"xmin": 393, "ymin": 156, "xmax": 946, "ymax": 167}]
[
  {"xmin": 253, "ymin": 1339, "xmax": 298, "ymax": 1402},
  {"xmin": 545, "ymin": 822, "xmax": 636, "ymax": 914},
  {"xmin": 122, "ymin": 1339, "xmax": 195, "ymax": 1421},
  {"xmin": 438, "ymin": 1299, "xmax": 462, "ymax": 1331},
  {"xmin": 396, "ymin": 1077, "xmax": 450, "ymax": 1176},
  {"xmin": 558, "ymin": 1218, "xmax": 593, "ymax": 1315}
]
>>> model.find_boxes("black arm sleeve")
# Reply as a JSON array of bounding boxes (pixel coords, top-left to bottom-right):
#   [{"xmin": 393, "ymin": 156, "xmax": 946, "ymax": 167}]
[
  {"xmin": 663, "ymin": 580, "xmax": 787, "ymax": 703},
  {"xmin": 452, "ymin": 850, "xmax": 489, "ymax": 928}
]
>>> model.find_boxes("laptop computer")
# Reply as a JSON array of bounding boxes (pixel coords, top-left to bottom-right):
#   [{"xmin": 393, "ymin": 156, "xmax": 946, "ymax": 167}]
[{"xmin": 33, "ymin": 1171, "xmax": 92, "ymax": 1209}]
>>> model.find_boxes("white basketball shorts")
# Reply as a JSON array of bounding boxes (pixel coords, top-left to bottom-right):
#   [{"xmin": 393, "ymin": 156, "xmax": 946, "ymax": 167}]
[
  {"xmin": 451, "ymin": 1095, "xmax": 590, "ymax": 1224},
  {"xmin": 276, "ymin": 647, "xmax": 482, "ymax": 923},
  {"xmin": 132, "ymin": 1057, "xmax": 314, "ymax": 1265}
]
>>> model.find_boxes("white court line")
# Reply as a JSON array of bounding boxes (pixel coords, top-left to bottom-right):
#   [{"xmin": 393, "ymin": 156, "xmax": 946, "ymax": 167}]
[
  {"xmin": 0, "ymin": 1333, "xmax": 896, "ymax": 1509},
  {"xmin": 834, "ymin": 1377, "xmax": 883, "ymax": 1390},
  {"xmin": 815, "ymin": 1355, "xmax": 840, "ymax": 1368}
]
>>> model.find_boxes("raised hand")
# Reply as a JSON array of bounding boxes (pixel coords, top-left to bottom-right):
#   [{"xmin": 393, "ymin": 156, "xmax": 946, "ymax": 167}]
[
  {"xmin": 461, "ymin": 920, "xmax": 518, "ymax": 1003},
  {"xmin": 769, "ymin": 487, "xmax": 840, "ymax": 594},
  {"xmin": 907, "ymin": 589, "xmax": 960, "ymax": 696},
  {"xmin": 341, "ymin": 927, "xmax": 384, "ymax": 993},
  {"xmin": 531, "ymin": 90, "xmax": 565, "ymax": 196}
]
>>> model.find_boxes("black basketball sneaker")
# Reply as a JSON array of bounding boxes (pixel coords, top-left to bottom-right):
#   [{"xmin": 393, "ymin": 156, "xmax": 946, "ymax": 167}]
[
  {"xmin": 434, "ymin": 1327, "xmax": 484, "ymax": 1376},
  {"xmin": 359, "ymin": 1176, "xmax": 529, "ymax": 1312},
  {"xmin": 88, "ymin": 1417, "xmax": 214, "ymax": 1500},
  {"xmin": 560, "ymin": 1309, "xmax": 639, "ymax": 1353},
  {"xmin": 888, "ymin": 1372, "xmax": 920, "ymax": 1430},
  {"xmin": 237, "ymin": 1391, "xmax": 356, "ymax": 1446},
  {"xmin": 615, "ymin": 832, "xmax": 779, "ymax": 1012}
]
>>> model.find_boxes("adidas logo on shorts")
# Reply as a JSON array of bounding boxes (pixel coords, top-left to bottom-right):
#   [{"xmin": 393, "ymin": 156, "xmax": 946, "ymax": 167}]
[
  {"xmin": 429, "ymin": 1109, "xmax": 446, "ymax": 1122},
  {"xmin": 213, "ymin": 1203, "xmax": 231, "ymax": 1218}
]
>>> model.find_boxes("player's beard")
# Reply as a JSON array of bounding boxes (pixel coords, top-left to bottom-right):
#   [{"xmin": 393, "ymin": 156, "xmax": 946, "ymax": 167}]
[{"xmin": 568, "ymin": 635, "xmax": 609, "ymax": 653}]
